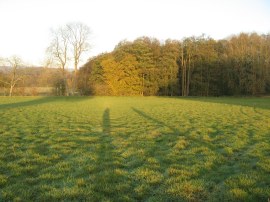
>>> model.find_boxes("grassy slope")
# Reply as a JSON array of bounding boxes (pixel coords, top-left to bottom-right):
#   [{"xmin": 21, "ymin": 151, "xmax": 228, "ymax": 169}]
[{"xmin": 0, "ymin": 96, "xmax": 269, "ymax": 201}]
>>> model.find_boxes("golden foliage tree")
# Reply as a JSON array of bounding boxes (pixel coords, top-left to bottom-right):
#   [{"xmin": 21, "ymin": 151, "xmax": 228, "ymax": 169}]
[{"xmin": 102, "ymin": 53, "xmax": 141, "ymax": 95}]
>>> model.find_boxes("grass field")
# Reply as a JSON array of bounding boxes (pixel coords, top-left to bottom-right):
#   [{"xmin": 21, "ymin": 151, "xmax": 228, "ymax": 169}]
[{"xmin": 0, "ymin": 96, "xmax": 269, "ymax": 201}]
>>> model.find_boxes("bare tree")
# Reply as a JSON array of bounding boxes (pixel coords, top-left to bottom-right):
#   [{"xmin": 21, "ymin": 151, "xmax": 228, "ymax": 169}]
[
  {"xmin": 66, "ymin": 22, "xmax": 91, "ymax": 75},
  {"xmin": 47, "ymin": 26, "xmax": 70, "ymax": 95},
  {"xmin": 47, "ymin": 22, "xmax": 91, "ymax": 94},
  {"xmin": 0, "ymin": 56, "xmax": 23, "ymax": 96},
  {"xmin": 47, "ymin": 27, "xmax": 69, "ymax": 72}
]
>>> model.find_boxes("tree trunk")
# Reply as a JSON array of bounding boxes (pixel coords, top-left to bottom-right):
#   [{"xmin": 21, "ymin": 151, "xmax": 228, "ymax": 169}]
[
  {"xmin": 187, "ymin": 53, "xmax": 191, "ymax": 96},
  {"xmin": 9, "ymin": 84, "xmax": 14, "ymax": 96},
  {"xmin": 181, "ymin": 48, "xmax": 186, "ymax": 96}
]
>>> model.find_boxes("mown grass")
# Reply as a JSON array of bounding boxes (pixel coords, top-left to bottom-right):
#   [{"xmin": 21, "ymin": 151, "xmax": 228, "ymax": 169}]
[{"xmin": 0, "ymin": 96, "xmax": 269, "ymax": 201}]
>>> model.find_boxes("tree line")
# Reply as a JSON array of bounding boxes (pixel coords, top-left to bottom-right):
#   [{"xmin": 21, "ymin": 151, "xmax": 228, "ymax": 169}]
[
  {"xmin": 1, "ymin": 29, "xmax": 270, "ymax": 97},
  {"xmin": 78, "ymin": 33, "xmax": 270, "ymax": 96}
]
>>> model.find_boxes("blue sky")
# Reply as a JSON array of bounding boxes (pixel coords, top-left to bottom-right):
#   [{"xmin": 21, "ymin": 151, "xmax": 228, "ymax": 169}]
[{"xmin": 0, "ymin": 0, "xmax": 269, "ymax": 66}]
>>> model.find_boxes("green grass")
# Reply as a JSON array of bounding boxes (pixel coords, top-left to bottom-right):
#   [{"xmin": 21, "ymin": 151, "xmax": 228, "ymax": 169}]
[{"xmin": 0, "ymin": 96, "xmax": 269, "ymax": 201}]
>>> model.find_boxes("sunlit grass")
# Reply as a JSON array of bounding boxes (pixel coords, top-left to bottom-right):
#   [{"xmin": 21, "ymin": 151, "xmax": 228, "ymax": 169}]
[{"xmin": 0, "ymin": 96, "xmax": 269, "ymax": 201}]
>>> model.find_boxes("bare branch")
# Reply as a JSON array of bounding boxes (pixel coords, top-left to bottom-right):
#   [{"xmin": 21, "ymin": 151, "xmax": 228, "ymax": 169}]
[
  {"xmin": 0, "ymin": 56, "xmax": 23, "ymax": 96},
  {"xmin": 47, "ymin": 26, "xmax": 69, "ymax": 71},
  {"xmin": 0, "ymin": 79, "xmax": 9, "ymax": 85},
  {"xmin": 66, "ymin": 22, "xmax": 91, "ymax": 73}
]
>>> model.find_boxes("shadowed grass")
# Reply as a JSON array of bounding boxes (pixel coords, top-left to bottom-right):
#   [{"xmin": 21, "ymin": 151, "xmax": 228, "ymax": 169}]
[
  {"xmin": 182, "ymin": 96, "xmax": 270, "ymax": 110},
  {"xmin": 0, "ymin": 96, "xmax": 269, "ymax": 201}
]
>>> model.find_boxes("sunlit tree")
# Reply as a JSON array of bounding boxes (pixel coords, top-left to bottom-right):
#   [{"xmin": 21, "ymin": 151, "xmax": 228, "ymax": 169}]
[{"xmin": 0, "ymin": 56, "xmax": 23, "ymax": 96}]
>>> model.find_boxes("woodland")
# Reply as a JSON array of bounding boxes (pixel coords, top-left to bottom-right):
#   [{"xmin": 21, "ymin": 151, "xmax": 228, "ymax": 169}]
[
  {"xmin": 1, "ymin": 32, "xmax": 270, "ymax": 97},
  {"xmin": 79, "ymin": 33, "xmax": 270, "ymax": 96}
]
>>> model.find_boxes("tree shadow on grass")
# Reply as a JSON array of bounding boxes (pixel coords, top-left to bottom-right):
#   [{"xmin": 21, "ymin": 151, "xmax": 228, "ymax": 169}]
[
  {"xmin": 131, "ymin": 107, "xmax": 216, "ymax": 148},
  {"xmin": 180, "ymin": 96, "xmax": 270, "ymax": 110},
  {"xmin": 0, "ymin": 97, "xmax": 55, "ymax": 109},
  {"xmin": 131, "ymin": 107, "xmax": 264, "ymax": 201},
  {"xmin": 0, "ymin": 96, "xmax": 93, "ymax": 110},
  {"xmin": 132, "ymin": 107, "xmax": 179, "ymax": 134}
]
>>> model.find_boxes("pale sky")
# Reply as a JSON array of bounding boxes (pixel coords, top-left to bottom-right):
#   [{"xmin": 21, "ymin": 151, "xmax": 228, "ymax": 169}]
[{"xmin": 0, "ymin": 0, "xmax": 270, "ymax": 67}]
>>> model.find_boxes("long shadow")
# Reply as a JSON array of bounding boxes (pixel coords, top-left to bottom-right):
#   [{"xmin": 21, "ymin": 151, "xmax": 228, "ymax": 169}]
[
  {"xmin": 92, "ymin": 108, "xmax": 125, "ymax": 199},
  {"xmin": 132, "ymin": 107, "xmax": 179, "ymax": 134},
  {"xmin": 170, "ymin": 96, "xmax": 270, "ymax": 110},
  {"xmin": 0, "ymin": 97, "xmax": 55, "ymax": 109},
  {"xmin": 102, "ymin": 108, "xmax": 111, "ymax": 135},
  {"xmin": 131, "ymin": 107, "xmax": 209, "ymax": 148},
  {"xmin": 131, "ymin": 107, "xmax": 263, "ymax": 200},
  {"xmin": 131, "ymin": 107, "xmax": 190, "ymax": 165},
  {"xmin": 0, "ymin": 96, "xmax": 94, "ymax": 110},
  {"xmin": 131, "ymin": 107, "xmax": 250, "ymax": 153}
]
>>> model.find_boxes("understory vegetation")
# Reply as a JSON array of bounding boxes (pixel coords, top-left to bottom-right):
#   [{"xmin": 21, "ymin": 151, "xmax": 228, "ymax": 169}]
[{"xmin": 0, "ymin": 97, "xmax": 269, "ymax": 201}]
